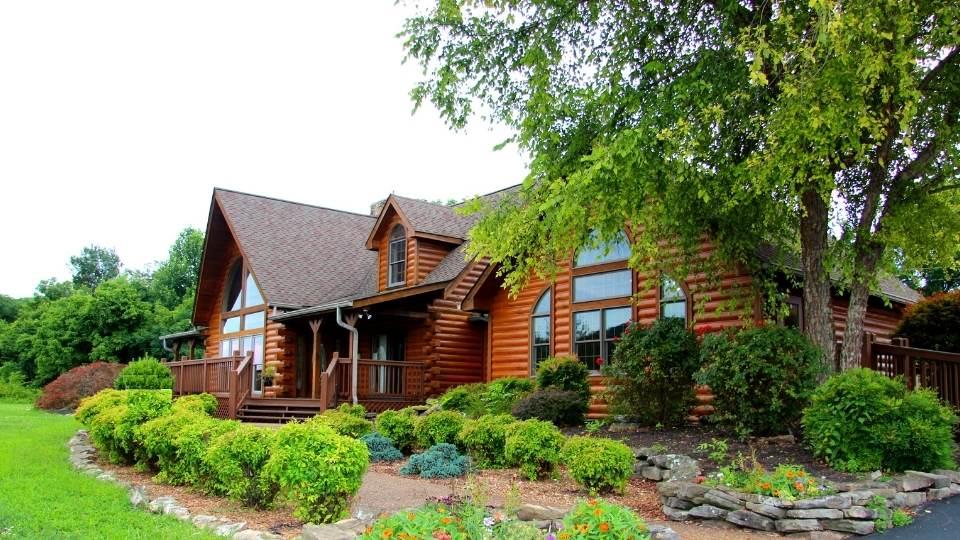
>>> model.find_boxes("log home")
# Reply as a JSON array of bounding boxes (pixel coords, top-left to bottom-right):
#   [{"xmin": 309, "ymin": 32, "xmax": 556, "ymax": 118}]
[{"xmin": 162, "ymin": 187, "xmax": 920, "ymax": 421}]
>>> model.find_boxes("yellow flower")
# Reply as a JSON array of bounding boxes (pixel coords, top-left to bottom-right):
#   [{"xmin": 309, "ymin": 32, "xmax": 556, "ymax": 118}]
[
  {"xmin": 559, "ymin": 534, "xmax": 571, "ymax": 540},
  {"xmin": 407, "ymin": 513, "xmax": 416, "ymax": 521}
]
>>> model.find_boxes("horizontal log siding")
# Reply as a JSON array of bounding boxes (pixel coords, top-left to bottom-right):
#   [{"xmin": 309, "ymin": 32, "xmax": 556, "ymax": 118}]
[
  {"xmin": 201, "ymin": 234, "xmax": 242, "ymax": 358},
  {"xmin": 264, "ymin": 319, "xmax": 297, "ymax": 398},
  {"xmin": 831, "ymin": 298, "xmax": 904, "ymax": 342},
  {"xmin": 376, "ymin": 212, "xmax": 417, "ymax": 291},
  {"xmin": 414, "ymin": 238, "xmax": 452, "ymax": 284}
]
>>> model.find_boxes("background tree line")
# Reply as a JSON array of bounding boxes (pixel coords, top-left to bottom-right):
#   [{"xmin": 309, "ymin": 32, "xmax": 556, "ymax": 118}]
[{"xmin": 0, "ymin": 228, "xmax": 203, "ymax": 385}]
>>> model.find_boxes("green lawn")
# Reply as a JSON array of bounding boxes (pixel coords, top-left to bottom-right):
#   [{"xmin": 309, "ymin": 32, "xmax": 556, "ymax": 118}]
[{"xmin": 0, "ymin": 402, "xmax": 215, "ymax": 540}]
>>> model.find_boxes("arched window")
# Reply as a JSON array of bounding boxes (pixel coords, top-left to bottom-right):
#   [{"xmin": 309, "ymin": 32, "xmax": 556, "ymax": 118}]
[
  {"xmin": 388, "ymin": 225, "xmax": 407, "ymax": 287},
  {"xmin": 530, "ymin": 289, "xmax": 552, "ymax": 371},
  {"xmin": 659, "ymin": 275, "xmax": 688, "ymax": 322},
  {"xmin": 220, "ymin": 259, "xmax": 266, "ymax": 394}
]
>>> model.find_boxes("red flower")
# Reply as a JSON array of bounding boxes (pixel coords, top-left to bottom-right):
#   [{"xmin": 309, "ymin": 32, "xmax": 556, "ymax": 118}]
[{"xmin": 595, "ymin": 357, "xmax": 603, "ymax": 367}]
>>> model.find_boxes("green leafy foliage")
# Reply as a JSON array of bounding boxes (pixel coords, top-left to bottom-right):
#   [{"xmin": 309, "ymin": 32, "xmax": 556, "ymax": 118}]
[
  {"xmin": 437, "ymin": 378, "xmax": 534, "ymax": 418},
  {"xmin": 803, "ymin": 368, "xmax": 958, "ymax": 472},
  {"xmin": 707, "ymin": 462, "xmax": 827, "ymax": 501},
  {"xmin": 76, "ymin": 388, "xmax": 126, "ymax": 425},
  {"xmin": 374, "ymin": 408, "xmax": 418, "ymax": 452},
  {"xmin": 361, "ymin": 432, "xmax": 404, "ymax": 463},
  {"xmin": 457, "ymin": 414, "xmax": 515, "ymax": 468},
  {"xmin": 561, "ymin": 500, "xmax": 651, "ymax": 539},
  {"xmin": 603, "ymin": 319, "xmax": 699, "ymax": 427},
  {"xmin": 203, "ymin": 425, "xmax": 277, "ymax": 507},
  {"xmin": 136, "ymin": 410, "xmax": 209, "ymax": 472},
  {"xmin": 157, "ymin": 415, "xmax": 239, "ymax": 487},
  {"xmin": 360, "ymin": 502, "xmax": 541, "ymax": 540},
  {"xmin": 308, "ymin": 409, "xmax": 373, "ymax": 439},
  {"xmin": 698, "ymin": 326, "xmax": 823, "ymax": 437},
  {"xmin": 114, "ymin": 357, "xmax": 174, "ymax": 390},
  {"xmin": 511, "ymin": 388, "xmax": 586, "ymax": 426},
  {"xmin": 262, "ymin": 421, "xmax": 369, "ymax": 523},
  {"xmin": 171, "ymin": 393, "xmax": 218, "ymax": 416},
  {"xmin": 399, "ymin": 443, "xmax": 470, "ymax": 479},
  {"xmin": 504, "ymin": 419, "xmax": 566, "ymax": 480},
  {"xmin": 414, "ymin": 410, "xmax": 466, "ymax": 448},
  {"xmin": 536, "ymin": 356, "xmax": 591, "ymax": 404},
  {"xmin": 0, "ymin": 370, "xmax": 39, "ymax": 403},
  {"xmin": 895, "ymin": 290, "xmax": 960, "ymax": 353},
  {"xmin": 79, "ymin": 389, "xmax": 172, "ymax": 463},
  {"xmin": 70, "ymin": 245, "xmax": 121, "ymax": 290},
  {"xmin": 561, "ymin": 436, "xmax": 634, "ymax": 494}
]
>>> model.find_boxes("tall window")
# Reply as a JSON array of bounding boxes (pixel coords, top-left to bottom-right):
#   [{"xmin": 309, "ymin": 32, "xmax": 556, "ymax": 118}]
[
  {"xmin": 574, "ymin": 307, "xmax": 631, "ymax": 371},
  {"xmin": 220, "ymin": 260, "xmax": 266, "ymax": 394},
  {"xmin": 659, "ymin": 276, "xmax": 688, "ymax": 321},
  {"xmin": 388, "ymin": 225, "xmax": 407, "ymax": 287},
  {"xmin": 530, "ymin": 289, "xmax": 552, "ymax": 371}
]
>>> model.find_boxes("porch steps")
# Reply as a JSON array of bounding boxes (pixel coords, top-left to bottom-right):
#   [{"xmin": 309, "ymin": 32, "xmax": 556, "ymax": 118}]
[{"xmin": 236, "ymin": 398, "xmax": 325, "ymax": 424}]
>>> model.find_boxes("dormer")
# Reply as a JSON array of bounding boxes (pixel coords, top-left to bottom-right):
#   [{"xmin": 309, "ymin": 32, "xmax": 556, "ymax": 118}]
[{"xmin": 365, "ymin": 195, "xmax": 471, "ymax": 291}]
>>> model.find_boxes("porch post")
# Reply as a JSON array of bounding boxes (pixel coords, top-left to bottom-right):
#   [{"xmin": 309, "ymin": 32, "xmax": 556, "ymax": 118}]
[
  {"xmin": 309, "ymin": 319, "xmax": 322, "ymax": 399},
  {"xmin": 345, "ymin": 313, "xmax": 359, "ymax": 405}
]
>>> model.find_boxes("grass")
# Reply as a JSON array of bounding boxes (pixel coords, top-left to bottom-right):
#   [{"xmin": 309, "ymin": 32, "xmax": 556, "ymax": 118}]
[{"xmin": 0, "ymin": 401, "xmax": 215, "ymax": 539}]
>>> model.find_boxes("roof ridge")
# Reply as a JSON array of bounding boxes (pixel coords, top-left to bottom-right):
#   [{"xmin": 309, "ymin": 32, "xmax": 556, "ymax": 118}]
[
  {"xmin": 453, "ymin": 182, "xmax": 523, "ymax": 207},
  {"xmin": 214, "ymin": 187, "xmax": 376, "ymax": 220}
]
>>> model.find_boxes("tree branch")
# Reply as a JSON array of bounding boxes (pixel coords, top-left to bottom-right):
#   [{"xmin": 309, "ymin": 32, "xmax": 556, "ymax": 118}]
[{"xmin": 920, "ymin": 47, "xmax": 959, "ymax": 92}]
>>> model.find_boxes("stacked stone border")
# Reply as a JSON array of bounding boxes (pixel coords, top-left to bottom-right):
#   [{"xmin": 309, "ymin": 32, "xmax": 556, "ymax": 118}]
[
  {"xmin": 632, "ymin": 447, "xmax": 960, "ymax": 536},
  {"xmin": 69, "ymin": 430, "xmax": 680, "ymax": 540}
]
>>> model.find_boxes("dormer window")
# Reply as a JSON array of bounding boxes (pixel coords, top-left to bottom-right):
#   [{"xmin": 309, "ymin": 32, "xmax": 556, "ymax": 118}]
[{"xmin": 388, "ymin": 225, "xmax": 407, "ymax": 287}]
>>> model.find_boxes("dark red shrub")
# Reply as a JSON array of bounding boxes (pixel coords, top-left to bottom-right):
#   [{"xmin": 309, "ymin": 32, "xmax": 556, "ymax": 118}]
[
  {"xmin": 36, "ymin": 361, "xmax": 124, "ymax": 411},
  {"xmin": 895, "ymin": 291, "xmax": 960, "ymax": 353}
]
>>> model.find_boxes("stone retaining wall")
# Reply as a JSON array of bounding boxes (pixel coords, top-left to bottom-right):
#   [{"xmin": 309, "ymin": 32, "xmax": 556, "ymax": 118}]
[{"xmin": 634, "ymin": 447, "xmax": 960, "ymax": 536}]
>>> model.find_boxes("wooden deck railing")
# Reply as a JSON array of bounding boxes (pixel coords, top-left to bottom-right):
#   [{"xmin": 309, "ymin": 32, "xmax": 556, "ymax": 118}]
[
  {"xmin": 332, "ymin": 358, "xmax": 426, "ymax": 412},
  {"xmin": 168, "ymin": 351, "xmax": 254, "ymax": 419},
  {"xmin": 862, "ymin": 333, "xmax": 960, "ymax": 409}
]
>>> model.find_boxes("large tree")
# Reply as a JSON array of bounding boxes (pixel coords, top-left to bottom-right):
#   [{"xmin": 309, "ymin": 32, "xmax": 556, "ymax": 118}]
[
  {"xmin": 401, "ymin": 0, "xmax": 960, "ymax": 367},
  {"xmin": 69, "ymin": 245, "xmax": 122, "ymax": 290},
  {"xmin": 150, "ymin": 227, "xmax": 204, "ymax": 309}
]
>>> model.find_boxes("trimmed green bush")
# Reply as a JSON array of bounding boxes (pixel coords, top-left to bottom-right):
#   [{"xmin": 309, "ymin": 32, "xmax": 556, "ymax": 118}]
[
  {"xmin": 81, "ymin": 389, "xmax": 172, "ymax": 463},
  {"xmin": 171, "ymin": 393, "xmax": 218, "ymax": 416},
  {"xmin": 536, "ymin": 356, "xmax": 590, "ymax": 403},
  {"xmin": 698, "ymin": 325, "xmax": 823, "ymax": 437},
  {"xmin": 113, "ymin": 357, "xmax": 174, "ymax": 390},
  {"xmin": 895, "ymin": 290, "xmax": 960, "ymax": 353},
  {"xmin": 603, "ymin": 318, "xmax": 700, "ymax": 427},
  {"xmin": 361, "ymin": 432, "xmax": 403, "ymax": 462},
  {"xmin": 511, "ymin": 388, "xmax": 586, "ymax": 426},
  {"xmin": 374, "ymin": 408, "xmax": 418, "ymax": 452},
  {"xmin": 308, "ymin": 409, "xmax": 373, "ymax": 438},
  {"xmin": 204, "ymin": 424, "xmax": 277, "ymax": 507},
  {"xmin": 161, "ymin": 415, "xmax": 239, "ymax": 486},
  {"xmin": 437, "ymin": 383, "xmax": 487, "ymax": 417},
  {"xmin": 76, "ymin": 388, "xmax": 125, "ymax": 425},
  {"xmin": 334, "ymin": 402, "xmax": 367, "ymax": 418},
  {"xmin": 562, "ymin": 436, "xmax": 635, "ymax": 494},
  {"xmin": 457, "ymin": 414, "xmax": 514, "ymax": 468},
  {"xmin": 561, "ymin": 500, "xmax": 650, "ymax": 539},
  {"xmin": 504, "ymin": 419, "xmax": 566, "ymax": 480},
  {"xmin": 136, "ymin": 409, "xmax": 206, "ymax": 471},
  {"xmin": 437, "ymin": 379, "xmax": 533, "ymax": 418},
  {"xmin": 414, "ymin": 410, "xmax": 465, "ymax": 448},
  {"xmin": 803, "ymin": 368, "xmax": 958, "ymax": 472},
  {"xmin": 262, "ymin": 421, "xmax": 369, "ymax": 523},
  {"xmin": 399, "ymin": 443, "xmax": 470, "ymax": 479}
]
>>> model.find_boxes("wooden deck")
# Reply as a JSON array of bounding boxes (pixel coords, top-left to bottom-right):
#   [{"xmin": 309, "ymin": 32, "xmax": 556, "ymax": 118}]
[{"xmin": 863, "ymin": 333, "xmax": 960, "ymax": 409}]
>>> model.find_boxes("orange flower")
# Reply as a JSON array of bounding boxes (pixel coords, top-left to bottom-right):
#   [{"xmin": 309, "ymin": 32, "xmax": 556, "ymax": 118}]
[
  {"xmin": 795, "ymin": 482, "xmax": 805, "ymax": 491},
  {"xmin": 578, "ymin": 524, "xmax": 590, "ymax": 533},
  {"xmin": 785, "ymin": 470, "xmax": 795, "ymax": 479},
  {"xmin": 381, "ymin": 530, "xmax": 394, "ymax": 539},
  {"xmin": 797, "ymin": 470, "xmax": 806, "ymax": 478},
  {"xmin": 441, "ymin": 517, "xmax": 453, "ymax": 525},
  {"xmin": 594, "ymin": 507, "xmax": 604, "ymax": 517},
  {"xmin": 760, "ymin": 482, "xmax": 772, "ymax": 491},
  {"xmin": 773, "ymin": 490, "xmax": 781, "ymax": 497},
  {"xmin": 588, "ymin": 499, "xmax": 598, "ymax": 506},
  {"xmin": 600, "ymin": 522, "xmax": 611, "ymax": 532}
]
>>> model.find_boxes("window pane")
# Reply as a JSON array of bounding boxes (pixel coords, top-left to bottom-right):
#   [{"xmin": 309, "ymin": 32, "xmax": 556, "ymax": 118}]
[
  {"xmin": 532, "ymin": 316, "xmax": 551, "ymax": 345},
  {"xmin": 533, "ymin": 344, "xmax": 550, "ymax": 370},
  {"xmin": 533, "ymin": 290, "xmax": 551, "ymax": 315},
  {"xmin": 604, "ymin": 307, "xmax": 631, "ymax": 340},
  {"xmin": 224, "ymin": 263, "xmax": 243, "ymax": 311},
  {"xmin": 244, "ymin": 272, "xmax": 264, "ymax": 307},
  {"xmin": 389, "ymin": 239, "xmax": 406, "ymax": 264},
  {"xmin": 784, "ymin": 300, "xmax": 802, "ymax": 329},
  {"xmin": 575, "ymin": 231, "xmax": 631, "ymax": 267},
  {"xmin": 243, "ymin": 311, "xmax": 264, "ymax": 330},
  {"xmin": 660, "ymin": 276, "xmax": 685, "ymax": 302},
  {"xmin": 573, "ymin": 270, "xmax": 632, "ymax": 302},
  {"xmin": 576, "ymin": 341, "xmax": 602, "ymax": 371},
  {"xmin": 223, "ymin": 316, "xmax": 241, "ymax": 333},
  {"xmin": 389, "ymin": 261, "xmax": 406, "ymax": 285},
  {"xmin": 221, "ymin": 338, "xmax": 239, "ymax": 357},
  {"xmin": 252, "ymin": 334, "xmax": 263, "ymax": 365},
  {"xmin": 661, "ymin": 301, "xmax": 687, "ymax": 320},
  {"xmin": 574, "ymin": 311, "xmax": 601, "ymax": 342}
]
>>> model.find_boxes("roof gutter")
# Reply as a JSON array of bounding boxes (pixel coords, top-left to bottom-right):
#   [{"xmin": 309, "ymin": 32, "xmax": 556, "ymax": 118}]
[
  {"xmin": 270, "ymin": 300, "xmax": 354, "ymax": 322},
  {"xmin": 336, "ymin": 306, "xmax": 359, "ymax": 405}
]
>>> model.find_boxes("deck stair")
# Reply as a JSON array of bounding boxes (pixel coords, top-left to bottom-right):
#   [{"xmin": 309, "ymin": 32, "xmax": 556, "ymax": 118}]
[{"xmin": 236, "ymin": 398, "xmax": 325, "ymax": 423}]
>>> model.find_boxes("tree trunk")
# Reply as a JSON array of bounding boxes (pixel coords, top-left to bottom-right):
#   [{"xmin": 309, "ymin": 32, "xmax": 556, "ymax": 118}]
[
  {"xmin": 799, "ymin": 189, "xmax": 835, "ymax": 371},
  {"xmin": 841, "ymin": 243, "xmax": 883, "ymax": 369}
]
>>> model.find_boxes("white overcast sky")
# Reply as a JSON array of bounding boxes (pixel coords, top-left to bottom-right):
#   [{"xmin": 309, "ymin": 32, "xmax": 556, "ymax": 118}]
[{"xmin": 0, "ymin": 1, "xmax": 529, "ymax": 298}]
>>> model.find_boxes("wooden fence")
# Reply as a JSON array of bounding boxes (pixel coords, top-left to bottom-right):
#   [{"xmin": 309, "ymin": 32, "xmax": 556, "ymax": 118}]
[
  {"xmin": 862, "ymin": 333, "xmax": 960, "ymax": 409},
  {"xmin": 168, "ymin": 351, "xmax": 254, "ymax": 419}
]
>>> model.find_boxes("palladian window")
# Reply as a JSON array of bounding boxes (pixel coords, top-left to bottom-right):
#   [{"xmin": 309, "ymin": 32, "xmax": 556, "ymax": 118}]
[
  {"xmin": 530, "ymin": 289, "xmax": 552, "ymax": 371},
  {"xmin": 388, "ymin": 225, "xmax": 407, "ymax": 287},
  {"xmin": 219, "ymin": 260, "xmax": 266, "ymax": 394}
]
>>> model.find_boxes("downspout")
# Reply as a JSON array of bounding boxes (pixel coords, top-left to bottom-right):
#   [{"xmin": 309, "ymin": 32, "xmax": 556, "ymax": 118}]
[
  {"xmin": 336, "ymin": 306, "xmax": 359, "ymax": 405},
  {"xmin": 161, "ymin": 337, "xmax": 174, "ymax": 355}
]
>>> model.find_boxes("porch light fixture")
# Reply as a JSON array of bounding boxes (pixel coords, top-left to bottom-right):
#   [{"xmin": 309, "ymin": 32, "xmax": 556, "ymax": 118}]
[{"xmin": 362, "ymin": 309, "xmax": 373, "ymax": 320}]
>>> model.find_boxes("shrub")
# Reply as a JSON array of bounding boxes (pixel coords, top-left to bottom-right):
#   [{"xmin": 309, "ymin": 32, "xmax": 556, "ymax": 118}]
[
  {"xmin": 698, "ymin": 326, "xmax": 823, "ymax": 437},
  {"xmin": 308, "ymin": 410, "xmax": 373, "ymax": 438},
  {"xmin": 707, "ymin": 462, "xmax": 826, "ymax": 500},
  {"xmin": 437, "ymin": 382, "xmax": 488, "ymax": 417},
  {"xmin": 155, "ymin": 415, "xmax": 239, "ymax": 486},
  {"xmin": 136, "ymin": 410, "xmax": 207, "ymax": 471},
  {"xmin": 360, "ymin": 502, "xmax": 542, "ymax": 539},
  {"xmin": 562, "ymin": 436, "xmax": 635, "ymax": 494},
  {"xmin": 171, "ymin": 393, "xmax": 218, "ymax": 416},
  {"xmin": 81, "ymin": 389, "xmax": 172, "ymax": 463},
  {"xmin": 803, "ymin": 368, "xmax": 958, "ymax": 472},
  {"xmin": 603, "ymin": 318, "xmax": 700, "ymax": 427},
  {"xmin": 414, "ymin": 410, "xmax": 465, "ymax": 448},
  {"xmin": 76, "ymin": 388, "xmax": 126, "ymax": 425},
  {"xmin": 114, "ymin": 357, "xmax": 174, "ymax": 390},
  {"xmin": 335, "ymin": 402, "xmax": 367, "ymax": 418},
  {"xmin": 374, "ymin": 408, "xmax": 418, "ymax": 452},
  {"xmin": 511, "ymin": 388, "xmax": 586, "ymax": 426},
  {"xmin": 0, "ymin": 370, "xmax": 39, "ymax": 403},
  {"xmin": 36, "ymin": 361, "xmax": 123, "ymax": 410},
  {"xmin": 399, "ymin": 443, "xmax": 470, "ymax": 478},
  {"xmin": 504, "ymin": 419, "xmax": 566, "ymax": 480},
  {"xmin": 536, "ymin": 356, "xmax": 591, "ymax": 403},
  {"xmin": 895, "ymin": 290, "xmax": 960, "ymax": 352},
  {"xmin": 262, "ymin": 421, "xmax": 369, "ymax": 523},
  {"xmin": 561, "ymin": 500, "xmax": 650, "ymax": 539},
  {"xmin": 457, "ymin": 414, "xmax": 514, "ymax": 468},
  {"xmin": 483, "ymin": 377, "xmax": 535, "ymax": 415},
  {"xmin": 361, "ymin": 432, "xmax": 403, "ymax": 462},
  {"xmin": 204, "ymin": 424, "xmax": 277, "ymax": 507}
]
